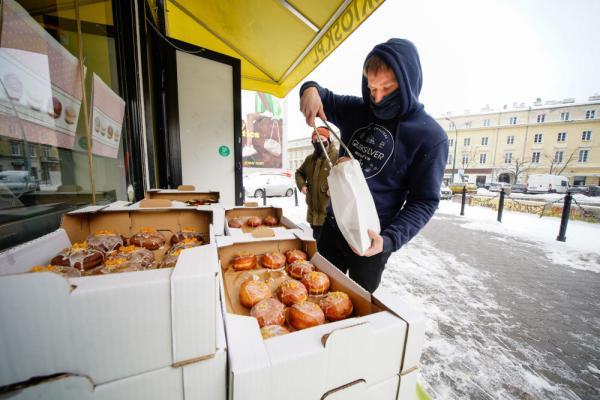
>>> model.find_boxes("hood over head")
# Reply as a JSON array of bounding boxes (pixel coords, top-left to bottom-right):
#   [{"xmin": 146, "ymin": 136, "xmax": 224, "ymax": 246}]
[{"xmin": 362, "ymin": 38, "xmax": 424, "ymax": 118}]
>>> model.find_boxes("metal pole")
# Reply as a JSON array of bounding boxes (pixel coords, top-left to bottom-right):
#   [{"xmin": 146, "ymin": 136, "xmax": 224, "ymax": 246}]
[
  {"xmin": 445, "ymin": 117, "xmax": 459, "ymax": 183},
  {"xmin": 557, "ymin": 192, "xmax": 572, "ymax": 242},
  {"xmin": 460, "ymin": 186, "xmax": 466, "ymax": 216},
  {"xmin": 262, "ymin": 187, "xmax": 267, "ymax": 206},
  {"xmin": 294, "ymin": 187, "xmax": 298, "ymax": 207},
  {"xmin": 497, "ymin": 188, "xmax": 505, "ymax": 222}
]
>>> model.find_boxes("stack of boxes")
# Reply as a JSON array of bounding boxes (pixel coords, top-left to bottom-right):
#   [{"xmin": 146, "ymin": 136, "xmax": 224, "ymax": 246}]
[{"xmin": 0, "ymin": 189, "xmax": 426, "ymax": 399}]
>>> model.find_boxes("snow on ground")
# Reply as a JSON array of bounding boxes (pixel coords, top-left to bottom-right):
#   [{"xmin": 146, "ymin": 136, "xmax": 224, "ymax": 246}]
[{"xmin": 436, "ymin": 200, "xmax": 600, "ymax": 273}]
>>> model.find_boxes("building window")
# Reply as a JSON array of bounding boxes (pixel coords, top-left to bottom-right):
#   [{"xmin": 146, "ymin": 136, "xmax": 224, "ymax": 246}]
[
  {"xmin": 28, "ymin": 144, "xmax": 37, "ymax": 157},
  {"xmin": 479, "ymin": 153, "xmax": 487, "ymax": 164},
  {"xmin": 582, "ymin": 130, "xmax": 592, "ymax": 141},
  {"xmin": 532, "ymin": 151, "xmax": 540, "ymax": 163},
  {"xmin": 464, "ymin": 121, "xmax": 472, "ymax": 128},
  {"xmin": 462, "ymin": 155, "xmax": 469, "ymax": 165},
  {"xmin": 560, "ymin": 112, "xmax": 570, "ymax": 121},
  {"xmin": 42, "ymin": 145, "xmax": 51, "ymax": 158},
  {"xmin": 507, "ymin": 135, "xmax": 515, "ymax": 145},
  {"xmin": 504, "ymin": 153, "xmax": 512, "ymax": 164},
  {"xmin": 555, "ymin": 151, "xmax": 564, "ymax": 163},
  {"xmin": 509, "ymin": 116, "xmax": 517, "ymax": 125},
  {"xmin": 537, "ymin": 114, "xmax": 545, "ymax": 123},
  {"xmin": 481, "ymin": 137, "xmax": 489, "ymax": 146},
  {"xmin": 464, "ymin": 138, "xmax": 471, "ymax": 146},
  {"xmin": 533, "ymin": 133, "xmax": 543, "ymax": 143},
  {"xmin": 448, "ymin": 122, "xmax": 455, "ymax": 129},
  {"xmin": 578, "ymin": 149, "xmax": 589, "ymax": 162},
  {"xmin": 557, "ymin": 132, "xmax": 567, "ymax": 142},
  {"xmin": 448, "ymin": 139, "xmax": 454, "ymax": 147},
  {"xmin": 483, "ymin": 119, "xmax": 490, "ymax": 127},
  {"xmin": 585, "ymin": 110, "xmax": 596, "ymax": 119},
  {"xmin": 10, "ymin": 141, "xmax": 22, "ymax": 156}
]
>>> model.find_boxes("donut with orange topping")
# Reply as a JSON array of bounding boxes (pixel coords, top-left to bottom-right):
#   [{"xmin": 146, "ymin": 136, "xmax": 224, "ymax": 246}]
[
  {"xmin": 261, "ymin": 252, "xmax": 286, "ymax": 269},
  {"xmin": 288, "ymin": 301, "xmax": 325, "ymax": 330},
  {"xmin": 286, "ymin": 260, "xmax": 315, "ymax": 279},
  {"xmin": 86, "ymin": 230, "xmax": 125, "ymax": 253},
  {"xmin": 301, "ymin": 271, "xmax": 330, "ymax": 295},
  {"xmin": 231, "ymin": 252, "xmax": 257, "ymax": 271},
  {"xmin": 260, "ymin": 324, "xmax": 290, "ymax": 339},
  {"xmin": 129, "ymin": 227, "xmax": 165, "ymax": 250},
  {"xmin": 319, "ymin": 291, "xmax": 353, "ymax": 321},
  {"xmin": 239, "ymin": 280, "xmax": 272, "ymax": 308},
  {"xmin": 285, "ymin": 249, "xmax": 307, "ymax": 264},
  {"xmin": 30, "ymin": 264, "xmax": 81, "ymax": 278},
  {"xmin": 263, "ymin": 215, "xmax": 278, "ymax": 226},
  {"xmin": 278, "ymin": 279, "xmax": 308, "ymax": 306},
  {"xmin": 250, "ymin": 298, "xmax": 285, "ymax": 328},
  {"xmin": 51, "ymin": 242, "xmax": 103, "ymax": 271},
  {"xmin": 170, "ymin": 227, "xmax": 203, "ymax": 245}
]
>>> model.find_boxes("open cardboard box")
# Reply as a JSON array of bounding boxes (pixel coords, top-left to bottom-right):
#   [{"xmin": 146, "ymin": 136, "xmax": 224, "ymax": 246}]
[
  {"xmin": 146, "ymin": 188, "xmax": 220, "ymax": 205},
  {"xmin": 216, "ymin": 232, "xmax": 425, "ymax": 400},
  {"xmin": 1, "ymin": 295, "xmax": 228, "ymax": 400},
  {"xmin": 0, "ymin": 207, "xmax": 221, "ymax": 387},
  {"xmin": 224, "ymin": 206, "xmax": 300, "ymax": 239}
]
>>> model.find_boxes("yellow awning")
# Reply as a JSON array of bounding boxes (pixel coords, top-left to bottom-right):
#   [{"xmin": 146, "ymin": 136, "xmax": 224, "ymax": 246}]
[{"xmin": 164, "ymin": 0, "xmax": 385, "ymax": 98}]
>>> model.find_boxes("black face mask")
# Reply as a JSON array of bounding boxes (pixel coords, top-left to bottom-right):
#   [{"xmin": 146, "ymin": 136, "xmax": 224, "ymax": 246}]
[
  {"xmin": 370, "ymin": 89, "xmax": 402, "ymax": 120},
  {"xmin": 312, "ymin": 141, "xmax": 327, "ymax": 156}
]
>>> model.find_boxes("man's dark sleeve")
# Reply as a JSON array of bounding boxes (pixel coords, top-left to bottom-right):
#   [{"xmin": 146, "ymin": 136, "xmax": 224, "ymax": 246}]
[{"xmin": 380, "ymin": 139, "xmax": 449, "ymax": 253}]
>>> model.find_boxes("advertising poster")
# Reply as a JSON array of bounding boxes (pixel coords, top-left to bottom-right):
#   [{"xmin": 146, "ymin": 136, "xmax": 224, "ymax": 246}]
[
  {"xmin": 0, "ymin": 0, "xmax": 84, "ymax": 150},
  {"xmin": 88, "ymin": 73, "xmax": 125, "ymax": 158},
  {"xmin": 242, "ymin": 91, "xmax": 284, "ymax": 169}
]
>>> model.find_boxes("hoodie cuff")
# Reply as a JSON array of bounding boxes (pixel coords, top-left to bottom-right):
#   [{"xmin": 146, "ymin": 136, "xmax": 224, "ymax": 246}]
[
  {"xmin": 300, "ymin": 81, "xmax": 321, "ymax": 97},
  {"xmin": 381, "ymin": 234, "xmax": 395, "ymax": 253}
]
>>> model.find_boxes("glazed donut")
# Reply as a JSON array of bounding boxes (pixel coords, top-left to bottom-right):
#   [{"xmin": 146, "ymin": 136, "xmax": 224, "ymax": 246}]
[
  {"xmin": 129, "ymin": 227, "xmax": 165, "ymax": 250},
  {"xmin": 263, "ymin": 215, "xmax": 278, "ymax": 226},
  {"xmin": 86, "ymin": 230, "xmax": 125, "ymax": 253},
  {"xmin": 115, "ymin": 245, "xmax": 155, "ymax": 269},
  {"xmin": 246, "ymin": 216, "xmax": 262, "ymax": 228},
  {"xmin": 261, "ymin": 252, "xmax": 286, "ymax": 269},
  {"xmin": 30, "ymin": 265, "xmax": 81, "ymax": 278},
  {"xmin": 160, "ymin": 248, "xmax": 183, "ymax": 269},
  {"xmin": 170, "ymin": 227, "xmax": 203, "ymax": 245},
  {"xmin": 231, "ymin": 252, "xmax": 257, "ymax": 271},
  {"xmin": 250, "ymin": 298, "xmax": 286, "ymax": 328},
  {"xmin": 168, "ymin": 237, "xmax": 202, "ymax": 255},
  {"xmin": 101, "ymin": 256, "xmax": 142, "ymax": 274},
  {"xmin": 260, "ymin": 324, "xmax": 290, "ymax": 339},
  {"xmin": 239, "ymin": 280, "xmax": 272, "ymax": 308},
  {"xmin": 319, "ymin": 291, "xmax": 353, "ymax": 321},
  {"xmin": 51, "ymin": 242, "xmax": 103, "ymax": 271},
  {"xmin": 285, "ymin": 249, "xmax": 307, "ymax": 264},
  {"xmin": 278, "ymin": 279, "xmax": 308, "ymax": 306},
  {"xmin": 301, "ymin": 271, "xmax": 330, "ymax": 295},
  {"xmin": 288, "ymin": 301, "xmax": 325, "ymax": 330},
  {"xmin": 286, "ymin": 260, "xmax": 315, "ymax": 279},
  {"xmin": 228, "ymin": 218, "xmax": 242, "ymax": 228}
]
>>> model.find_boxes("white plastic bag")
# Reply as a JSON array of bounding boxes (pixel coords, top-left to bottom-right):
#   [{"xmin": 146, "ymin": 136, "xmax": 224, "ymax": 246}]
[
  {"xmin": 312, "ymin": 122, "xmax": 380, "ymax": 254},
  {"xmin": 328, "ymin": 159, "xmax": 381, "ymax": 254}
]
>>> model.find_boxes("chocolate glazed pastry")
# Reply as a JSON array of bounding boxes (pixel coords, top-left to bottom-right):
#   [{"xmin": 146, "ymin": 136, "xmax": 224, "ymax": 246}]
[
  {"xmin": 170, "ymin": 228, "xmax": 203, "ymax": 245},
  {"xmin": 129, "ymin": 228, "xmax": 166, "ymax": 250},
  {"xmin": 51, "ymin": 242, "xmax": 103, "ymax": 271},
  {"xmin": 86, "ymin": 230, "xmax": 125, "ymax": 253}
]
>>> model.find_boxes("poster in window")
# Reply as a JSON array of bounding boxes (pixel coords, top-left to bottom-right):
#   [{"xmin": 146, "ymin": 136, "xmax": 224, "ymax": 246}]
[
  {"xmin": 87, "ymin": 73, "xmax": 125, "ymax": 159},
  {"xmin": 242, "ymin": 91, "xmax": 284, "ymax": 168}
]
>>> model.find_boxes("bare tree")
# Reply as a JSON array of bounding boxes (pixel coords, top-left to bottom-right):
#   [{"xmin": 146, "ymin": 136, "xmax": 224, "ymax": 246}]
[
  {"xmin": 507, "ymin": 157, "xmax": 533, "ymax": 182},
  {"xmin": 544, "ymin": 149, "xmax": 577, "ymax": 175}
]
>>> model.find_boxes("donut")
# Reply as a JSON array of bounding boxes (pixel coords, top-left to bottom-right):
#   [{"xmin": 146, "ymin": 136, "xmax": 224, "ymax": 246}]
[
  {"xmin": 107, "ymin": 125, "xmax": 114, "ymax": 139},
  {"xmin": 94, "ymin": 116, "xmax": 101, "ymax": 132},
  {"xmin": 30, "ymin": 264, "xmax": 81, "ymax": 278},
  {"xmin": 260, "ymin": 324, "xmax": 290, "ymax": 339},
  {"xmin": 261, "ymin": 252, "xmax": 286, "ymax": 269},
  {"xmin": 129, "ymin": 227, "xmax": 165, "ymax": 250},
  {"xmin": 250, "ymin": 298, "xmax": 285, "ymax": 328},
  {"xmin": 285, "ymin": 249, "xmax": 307, "ymax": 264},
  {"xmin": 86, "ymin": 230, "xmax": 125, "ymax": 253},
  {"xmin": 319, "ymin": 291, "xmax": 353, "ymax": 321},
  {"xmin": 278, "ymin": 279, "xmax": 308, "ymax": 306},
  {"xmin": 49, "ymin": 96, "xmax": 62, "ymax": 119},
  {"xmin": 263, "ymin": 215, "xmax": 278, "ymax": 226},
  {"xmin": 286, "ymin": 260, "xmax": 315, "ymax": 279},
  {"xmin": 228, "ymin": 218, "xmax": 242, "ymax": 228},
  {"xmin": 101, "ymin": 256, "xmax": 141, "ymax": 274},
  {"xmin": 160, "ymin": 248, "xmax": 182, "ymax": 269},
  {"xmin": 64, "ymin": 105, "xmax": 77, "ymax": 124},
  {"xmin": 231, "ymin": 252, "xmax": 257, "ymax": 271},
  {"xmin": 301, "ymin": 271, "xmax": 330, "ymax": 295},
  {"xmin": 246, "ymin": 216, "xmax": 262, "ymax": 227},
  {"xmin": 170, "ymin": 227, "xmax": 203, "ymax": 245},
  {"xmin": 239, "ymin": 280, "xmax": 272, "ymax": 308},
  {"xmin": 115, "ymin": 245, "xmax": 155, "ymax": 269},
  {"xmin": 288, "ymin": 301, "xmax": 325, "ymax": 330},
  {"xmin": 51, "ymin": 242, "xmax": 103, "ymax": 271}
]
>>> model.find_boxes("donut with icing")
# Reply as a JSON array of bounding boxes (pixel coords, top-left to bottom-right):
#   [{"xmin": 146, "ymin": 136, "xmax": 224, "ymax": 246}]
[
  {"xmin": 278, "ymin": 279, "xmax": 308, "ymax": 306},
  {"xmin": 231, "ymin": 252, "xmax": 257, "ymax": 271},
  {"xmin": 30, "ymin": 264, "xmax": 81, "ymax": 278},
  {"xmin": 129, "ymin": 227, "xmax": 165, "ymax": 250},
  {"xmin": 319, "ymin": 291, "xmax": 353, "ymax": 321},
  {"xmin": 115, "ymin": 245, "xmax": 155, "ymax": 269},
  {"xmin": 86, "ymin": 230, "xmax": 125, "ymax": 253},
  {"xmin": 250, "ymin": 298, "xmax": 285, "ymax": 328},
  {"xmin": 51, "ymin": 242, "xmax": 103, "ymax": 271},
  {"xmin": 260, "ymin": 324, "xmax": 290, "ymax": 339},
  {"xmin": 170, "ymin": 228, "xmax": 203, "ymax": 245},
  {"xmin": 301, "ymin": 271, "xmax": 330, "ymax": 295},
  {"xmin": 228, "ymin": 218, "xmax": 242, "ymax": 228},
  {"xmin": 246, "ymin": 216, "xmax": 262, "ymax": 227},
  {"xmin": 239, "ymin": 280, "xmax": 272, "ymax": 308},
  {"xmin": 261, "ymin": 252, "xmax": 286, "ymax": 269},
  {"xmin": 288, "ymin": 301, "xmax": 325, "ymax": 330},
  {"xmin": 263, "ymin": 215, "xmax": 278, "ymax": 226},
  {"xmin": 285, "ymin": 249, "xmax": 307, "ymax": 264},
  {"xmin": 286, "ymin": 260, "xmax": 315, "ymax": 279}
]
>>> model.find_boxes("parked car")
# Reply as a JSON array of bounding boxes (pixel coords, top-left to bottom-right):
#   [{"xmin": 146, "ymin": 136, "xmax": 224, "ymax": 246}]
[
  {"xmin": 568, "ymin": 185, "xmax": 588, "ymax": 194},
  {"xmin": 440, "ymin": 184, "xmax": 453, "ymax": 199},
  {"xmin": 587, "ymin": 186, "xmax": 600, "ymax": 197},
  {"xmin": 244, "ymin": 173, "xmax": 294, "ymax": 198},
  {"xmin": 448, "ymin": 182, "xmax": 477, "ymax": 194},
  {"xmin": 488, "ymin": 182, "xmax": 512, "ymax": 194},
  {"xmin": 510, "ymin": 183, "xmax": 527, "ymax": 193},
  {"xmin": 0, "ymin": 170, "xmax": 39, "ymax": 197},
  {"xmin": 527, "ymin": 174, "xmax": 568, "ymax": 193}
]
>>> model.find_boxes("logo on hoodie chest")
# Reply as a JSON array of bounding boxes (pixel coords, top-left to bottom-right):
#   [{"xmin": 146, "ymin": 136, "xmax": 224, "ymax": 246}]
[{"xmin": 347, "ymin": 124, "xmax": 394, "ymax": 179}]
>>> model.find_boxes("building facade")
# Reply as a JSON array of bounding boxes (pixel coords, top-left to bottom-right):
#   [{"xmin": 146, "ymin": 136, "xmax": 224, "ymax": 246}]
[
  {"xmin": 288, "ymin": 137, "xmax": 313, "ymax": 173},
  {"xmin": 437, "ymin": 97, "xmax": 600, "ymax": 186}
]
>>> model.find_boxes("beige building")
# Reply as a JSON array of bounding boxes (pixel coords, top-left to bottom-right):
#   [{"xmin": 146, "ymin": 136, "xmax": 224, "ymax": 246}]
[
  {"xmin": 288, "ymin": 137, "xmax": 313, "ymax": 173},
  {"xmin": 437, "ymin": 96, "xmax": 600, "ymax": 186}
]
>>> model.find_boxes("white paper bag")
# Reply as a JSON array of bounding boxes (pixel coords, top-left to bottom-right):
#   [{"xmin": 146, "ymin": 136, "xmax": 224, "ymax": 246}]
[{"xmin": 328, "ymin": 159, "xmax": 381, "ymax": 254}]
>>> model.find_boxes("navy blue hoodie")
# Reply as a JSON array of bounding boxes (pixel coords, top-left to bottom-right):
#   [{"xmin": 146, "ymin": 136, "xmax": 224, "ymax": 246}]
[{"xmin": 300, "ymin": 38, "xmax": 448, "ymax": 253}]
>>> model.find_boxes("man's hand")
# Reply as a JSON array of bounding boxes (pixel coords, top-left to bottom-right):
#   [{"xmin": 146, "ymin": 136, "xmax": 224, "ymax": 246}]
[
  {"xmin": 300, "ymin": 87, "xmax": 327, "ymax": 126},
  {"xmin": 301, "ymin": 186, "xmax": 308, "ymax": 194},
  {"xmin": 350, "ymin": 229, "xmax": 383, "ymax": 257}
]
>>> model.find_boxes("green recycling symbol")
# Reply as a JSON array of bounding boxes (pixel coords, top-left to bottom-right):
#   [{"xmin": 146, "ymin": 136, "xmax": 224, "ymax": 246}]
[{"xmin": 218, "ymin": 145, "xmax": 230, "ymax": 157}]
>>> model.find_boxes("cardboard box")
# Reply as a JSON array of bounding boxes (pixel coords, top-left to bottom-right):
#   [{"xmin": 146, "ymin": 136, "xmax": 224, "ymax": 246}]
[
  {"xmin": 216, "ymin": 233, "xmax": 425, "ymax": 400},
  {"xmin": 146, "ymin": 188, "xmax": 220, "ymax": 205},
  {"xmin": 1, "ymin": 296, "xmax": 228, "ymax": 400},
  {"xmin": 224, "ymin": 206, "xmax": 299, "ymax": 238},
  {"xmin": 0, "ymin": 208, "xmax": 221, "ymax": 386}
]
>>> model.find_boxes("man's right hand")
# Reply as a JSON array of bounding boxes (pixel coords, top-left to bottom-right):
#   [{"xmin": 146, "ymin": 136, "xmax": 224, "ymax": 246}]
[
  {"xmin": 301, "ymin": 186, "xmax": 308, "ymax": 194},
  {"xmin": 300, "ymin": 87, "xmax": 327, "ymax": 126}
]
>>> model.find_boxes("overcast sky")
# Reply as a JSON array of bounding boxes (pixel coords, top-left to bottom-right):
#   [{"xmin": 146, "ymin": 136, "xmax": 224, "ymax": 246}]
[{"xmin": 286, "ymin": 0, "xmax": 600, "ymax": 140}]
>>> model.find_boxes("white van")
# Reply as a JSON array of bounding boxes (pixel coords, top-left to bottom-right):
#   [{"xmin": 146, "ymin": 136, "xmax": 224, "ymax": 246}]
[{"xmin": 527, "ymin": 174, "xmax": 569, "ymax": 193}]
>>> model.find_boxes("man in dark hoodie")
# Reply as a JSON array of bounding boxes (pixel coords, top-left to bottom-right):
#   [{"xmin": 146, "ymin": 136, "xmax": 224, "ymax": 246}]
[{"xmin": 299, "ymin": 38, "xmax": 448, "ymax": 293}]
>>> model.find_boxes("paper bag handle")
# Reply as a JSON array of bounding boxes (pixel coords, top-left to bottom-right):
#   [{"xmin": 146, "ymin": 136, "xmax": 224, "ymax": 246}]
[{"xmin": 311, "ymin": 119, "xmax": 355, "ymax": 168}]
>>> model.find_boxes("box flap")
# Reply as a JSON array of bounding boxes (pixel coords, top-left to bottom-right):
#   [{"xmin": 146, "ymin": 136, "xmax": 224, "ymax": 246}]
[
  {"xmin": 139, "ymin": 199, "xmax": 172, "ymax": 208},
  {"xmin": 177, "ymin": 185, "xmax": 195, "ymax": 190},
  {"xmin": 321, "ymin": 379, "xmax": 367, "ymax": 400},
  {"xmin": 0, "ymin": 229, "xmax": 70, "ymax": 275},
  {"xmin": 251, "ymin": 227, "xmax": 275, "ymax": 238},
  {"xmin": 243, "ymin": 202, "xmax": 258, "ymax": 207}
]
